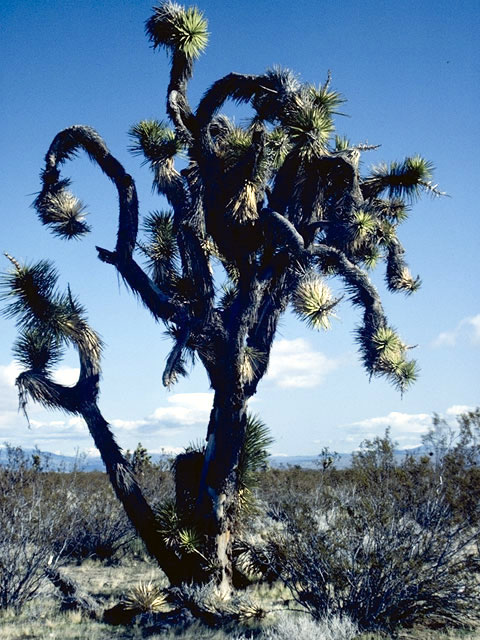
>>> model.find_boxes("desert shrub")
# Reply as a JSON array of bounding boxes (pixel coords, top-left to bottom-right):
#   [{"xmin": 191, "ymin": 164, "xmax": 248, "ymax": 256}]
[
  {"xmin": 252, "ymin": 432, "xmax": 480, "ymax": 633},
  {"xmin": 234, "ymin": 611, "xmax": 358, "ymax": 640},
  {"xmin": 58, "ymin": 471, "xmax": 135, "ymax": 562},
  {"xmin": 56, "ymin": 459, "xmax": 174, "ymax": 563},
  {"xmin": 0, "ymin": 445, "xmax": 80, "ymax": 609}
]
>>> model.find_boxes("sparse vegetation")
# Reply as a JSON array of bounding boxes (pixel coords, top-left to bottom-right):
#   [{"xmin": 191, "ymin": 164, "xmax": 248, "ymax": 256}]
[
  {"xmin": 1, "ymin": 0, "xmax": 470, "ymax": 637},
  {"xmin": 1, "ymin": 411, "xmax": 480, "ymax": 637}
]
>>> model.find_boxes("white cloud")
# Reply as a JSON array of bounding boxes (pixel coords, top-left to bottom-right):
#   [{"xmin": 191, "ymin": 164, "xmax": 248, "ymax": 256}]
[
  {"xmin": 82, "ymin": 447, "xmax": 102, "ymax": 458},
  {"xmin": 347, "ymin": 411, "xmax": 432, "ymax": 435},
  {"xmin": 446, "ymin": 404, "xmax": 476, "ymax": 416},
  {"xmin": 433, "ymin": 330, "xmax": 457, "ymax": 347},
  {"xmin": 341, "ymin": 405, "xmax": 479, "ymax": 451},
  {"xmin": 468, "ymin": 315, "xmax": 480, "ymax": 344},
  {"xmin": 433, "ymin": 314, "xmax": 480, "ymax": 347},
  {"xmin": 265, "ymin": 338, "xmax": 340, "ymax": 388},
  {"xmin": 151, "ymin": 392, "xmax": 214, "ymax": 425},
  {"xmin": 111, "ymin": 418, "xmax": 149, "ymax": 430},
  {"xmin": 52, "ymin": 366, "xmax": 80, "ymax": 386},
  {"xmin": 149, "ymin": 446, "xmax": 184, "ymax": 456},
  {"xmin": 0, "ymin": 362, "xmax": 22, "ymax": 387},
  {"xmin": 0, "ymin": 362, "xmax": 80, "ymax": 388}
]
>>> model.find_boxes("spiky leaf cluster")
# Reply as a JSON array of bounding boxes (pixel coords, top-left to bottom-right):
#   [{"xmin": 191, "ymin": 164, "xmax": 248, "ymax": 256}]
[
  {"xmin": 123, "ymin": 582, "xmax": 168, "ymax": 613},
  {"xmin": 146, "ymin": 1, "xmax": 209, "ymax": 60},
  {"xmin": 129, "ymin": 120, "xmax": 183, "ymax": 192},
  {"xmin": 239, "ymin": 346, "xmax": 266, "ymax": 384},
  {"xmin": 292, "ymin": 273, "xmax": 340, "ymax": 330},
  {"xmin": 155, "ymin": 499, "xmax": 207, "ymax": 561},
  {"xmin": 12, "ymin": 330, "xmax": 63, "ymax": 374},
  {"xmin": 138, "ymin": 210, "xmax": 179, "ymax": 289},
  {"xmin": 281, "ymin": 90, "xmax": 336, "ymax": 159},
  {"xmin": 215, "ymin": 123, "xmax": 253, "ymax": 170},
  {"xmin": 36, "ymin": 189, "xmax": 90, "ymax": 239},
  {"xmin": 357, "ymin": 325, "xmax": 418, "ymax": 393},
  {"xmin": 236, "ymin": 414, "xmax": 273, "ymax": 515},
  {"xmin": 386, "ymin": 242, "xmax": 421, "ymax": 294},
  {"xmin": 1, "ymin": 259, "xmax": 101, "ymax": 371},
  {"xmin": 363, "ymin": 155, "xmax": 441, "ymax": 200}
]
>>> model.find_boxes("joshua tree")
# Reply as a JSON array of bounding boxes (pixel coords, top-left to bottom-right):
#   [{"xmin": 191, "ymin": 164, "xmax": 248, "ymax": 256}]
[{"xmin": 2, "ymin": 1, "xmax": 442, "ymax": 596}]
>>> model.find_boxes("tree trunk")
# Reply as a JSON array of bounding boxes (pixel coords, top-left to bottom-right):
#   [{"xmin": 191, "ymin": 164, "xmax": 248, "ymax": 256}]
[
  {"xmin": 80, "ymin": 402, "xmax": 185, "ymax": 584},
  {"xmin": 195, "ymin": 392, "xmax": 249, "ymax": 597}
]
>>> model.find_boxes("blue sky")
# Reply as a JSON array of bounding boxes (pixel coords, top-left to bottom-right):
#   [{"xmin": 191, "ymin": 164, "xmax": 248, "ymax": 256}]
[{"xmin": 1, "ymin": 0, "xmax": 479, "ymax": 457}]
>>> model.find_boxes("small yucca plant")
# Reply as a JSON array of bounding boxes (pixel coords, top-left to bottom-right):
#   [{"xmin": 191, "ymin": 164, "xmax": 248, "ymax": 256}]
[{"xmin": 123, "ymin": 581, "xmax": 168, "ymax": 613}]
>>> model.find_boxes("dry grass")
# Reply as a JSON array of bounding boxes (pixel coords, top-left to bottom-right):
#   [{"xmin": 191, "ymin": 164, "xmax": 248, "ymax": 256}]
[
  {"xmin": 62, "ymin": 557, "xmax": 168, "ymax": 605},
  {"xmin": 1, "ymin": 559, "xmax": 480, "ymax": 639},
  {"xmin": 357, "ymin": 630, "xmax": 480, "ymax": 640}
]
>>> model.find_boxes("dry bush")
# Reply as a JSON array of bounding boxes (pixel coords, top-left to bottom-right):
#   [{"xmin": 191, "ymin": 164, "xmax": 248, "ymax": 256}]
[
  {"xmin": 233, "ymin": 611, "xmax": 358, "ymax": 640},
  {"xmin": 249, "ymin": 431, "xmax": 480, "ymax": 633},
  {"xmin": 58, "ymin": 471, "xmax": 134, "ymax": 562},
  {"xmin": 0, "ymin": 445, "xmax": 79, "ymax": 609}
]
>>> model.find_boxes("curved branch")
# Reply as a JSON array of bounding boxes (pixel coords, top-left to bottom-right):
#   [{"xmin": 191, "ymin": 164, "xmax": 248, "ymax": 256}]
[
  {"xmin": 195, "ymin": 72, "xmax": 262, "ymax": 131},
  {"xmin": 167, "ymin": 51, "xmax": 196, "ymax": 142},
  {"xmin": 260, "ymin": 207, "xmax": 305, "ymax": 255},
  {"xmin": 96, "ymin": 247, "xmax": 178, "ymax": 321},
  {"xmin": 35, "ymin": 125, "xmax": 180, "ymax": 322},
  {"xmin": 310, "ymin": 243, "xmax": 385, "ymax": 321},
  {"xmin": 80, "ymin": 403, "xmax": 182, "ymax": 583},
  {"xmin": 386, "ymin": 239, "xmax": 421, "ymax": 294},
  {"xmin": 310, "ymin": 243, "xmax": 387, "ymax": 373}
]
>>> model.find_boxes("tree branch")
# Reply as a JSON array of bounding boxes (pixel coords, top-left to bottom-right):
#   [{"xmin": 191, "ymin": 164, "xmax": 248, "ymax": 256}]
[
  {"xmin": 260, "ymin": 207, "xmax": 305, "ymax": 254},
  {"xmin": 96, "ymin": 247, "xmax": 179, "ymax": 321},
  {"xmin": 35, "ymin": 125, "xmax": 180, "ymax": 322}
]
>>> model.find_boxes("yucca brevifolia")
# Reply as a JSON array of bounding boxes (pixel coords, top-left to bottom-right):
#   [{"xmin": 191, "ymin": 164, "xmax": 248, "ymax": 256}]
[{"xmin": 2, "ymin": 1, "xmax": 442, "ymax": 595}]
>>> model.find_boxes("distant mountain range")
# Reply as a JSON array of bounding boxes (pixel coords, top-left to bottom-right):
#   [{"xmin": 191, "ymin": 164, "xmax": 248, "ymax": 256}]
[{"xmin": 0, "ymin": 445, "xmax": 429, "ymax": 472}]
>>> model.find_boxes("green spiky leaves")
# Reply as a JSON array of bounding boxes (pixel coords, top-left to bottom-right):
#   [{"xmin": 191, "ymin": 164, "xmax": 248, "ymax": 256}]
[
  {"xmin": 36, "ymin": 188, "xmax": 90, "ymax": 239},
  {"xmin": 129, "ymin": 120, "xmax": 183, "ymax": 192},
  {"xmin": 307, "ymin": 82, "xmax": 345, "ymax": 115},
  {"xmin": 265, "ymin": 127, "xmax": 292, "ymax": 170},
  {"xmin": 284, "ymin": 94, "xmax": 335, "ymax": 158},
  {"xmin": 237, "ymin": 413, "xmax": 273, "ymax": 515},
  {"xmin": 334, "ymin": 135, "xmax": 351, "ymax": 152},
  {"xmin": 373, "ymin": 326, "xmax": 402, "ymax": 357},
  {"xmin": 292, "ymin": 273, "xmax": 340, "ymax": 330},
  {"xmin": 217, "ymin": 125, "xmax": 252, "ymax": 170},
  {"xmin": 364, "ymin": 155, "xmax": 443, "ymax": 200},
  {"xmin": 1, "ymin": 257, "xmax": 102, "ymax": 373},
  {"xmin": 275, "ymin": 77, "xmax": 343, "ymax": 159},
  {"xmin": 138, "ymin": 210, "xmax": 179, "ymax": 289},
  {"xmin": 123, "ymin": 582, "xmax": 168, "ymax": 613},
  {"xmin": 360, "ymin": 325, "xmax": 418, "ymax": 393},
  {"xmin": 147, "ymin": 2, "xmax": 209, "ymax": 60},
  {"xmin": 129, "ymin": 120, "xmax": 181, "ymax": 158},
  {"xmin": 2, "ymin": 258, "xmax": 57, "ymax": 327},
  {"xmin": 352, "ymin": 210, "xmax": 377, "ymax": 240},
  {"xmin": 155, "ymin": 499, "xmax": 207, "ymax": 561},
  {"xmin": 12, "ymin": 330, "xmax": 63, "ymax": 374}
]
